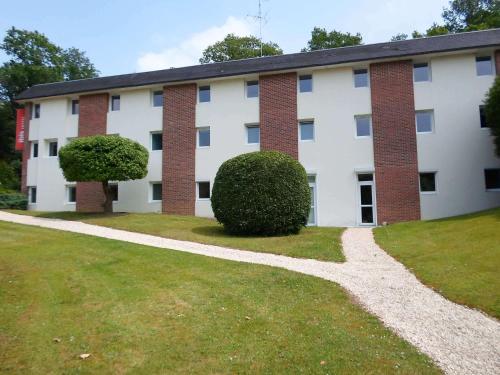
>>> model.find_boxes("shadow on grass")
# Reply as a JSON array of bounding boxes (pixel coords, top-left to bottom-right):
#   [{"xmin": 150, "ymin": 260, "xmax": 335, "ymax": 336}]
[{"xmin": 191, "ymin": 225, "xmax": 299, "ymax": 240}]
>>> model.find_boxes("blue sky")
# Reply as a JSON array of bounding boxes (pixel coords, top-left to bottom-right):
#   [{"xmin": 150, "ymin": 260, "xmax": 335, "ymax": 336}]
[{"xmin": 0, "ymin": 0, "xmax": 449, "ymax": 76}]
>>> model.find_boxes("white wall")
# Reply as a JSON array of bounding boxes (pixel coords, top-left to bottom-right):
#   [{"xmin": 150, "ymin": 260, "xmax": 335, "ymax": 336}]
[
  {"xmin": 414, "ymin": 53, "xmax": 500, "ymax": 219},
  {"xmin": 298, "ymin": 67, "xmax": 374, "ymax": 226}
]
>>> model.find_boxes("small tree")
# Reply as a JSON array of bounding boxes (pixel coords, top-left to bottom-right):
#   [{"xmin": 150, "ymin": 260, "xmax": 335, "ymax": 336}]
[
  {"xmin": 484, "ymin": 76, "xmax": 500, "ymax": 157},
  {"xmin": 58, "ymin": 135, "xmax": 148, "ymax": 212}
]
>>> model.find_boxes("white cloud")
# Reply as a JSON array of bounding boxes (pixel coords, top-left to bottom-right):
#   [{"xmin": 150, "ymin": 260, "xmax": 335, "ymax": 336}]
[{"xmin": 136, "ymin": 16, "xmax": 255, "ymax": 71}]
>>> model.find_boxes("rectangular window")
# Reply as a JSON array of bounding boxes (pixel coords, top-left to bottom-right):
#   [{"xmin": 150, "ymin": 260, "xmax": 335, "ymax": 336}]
[
  {"xmin": 355, "ymin": 115, "xmax": 371, "ymax": 137},
  {"xmin": 246, "ymin": 81, "xmax": 259, "ymax": 98},
  {"xmin": 479, "ymin": 106, "xmax": 489, "ymax": 128},
  {"xmin": 299, "ymin": 120, "xmax": 314, "ymax": 141},
  {"xmin": 109, "ymin": 183, "xmax": 118, "ymax": 201},
  {"xmin": 151, "ymin": 182, "xmax": 162, "ymax": 201},
  {"xmin": 71, "ymin": 99, "xmax": 79, "ymax": 115},
  {"xmin": 197, "ymin": 181, "xmax": 210, "ymax": 200},
  {"xmin": 353, "ymin": 69, "xmax": 368, "ymax": 87},
  {"xmin": 29, "ymin": 186, "xmax": 37, "ymax": 204},
  {"xmin": 416, "ymin": 110, "xmax": 434, "ymax": 133},
  {"xmin": 419, "ymin": 172, "xmax": 436, "ymax": 193},
  {"xmin": 197, "ymin": 127, "xmax": 210, "ymax": 147},
  {"xmin": 67, "ymin": 185, "xmax": 76, "ymax": 203},
  {"xmin": 299, "ymin": 75, "xmax": 312, "ymax": 93},
  {"xmin": 476, "ymin": 56, "xmax": 493, "ymax": 76},
  {"xmin": 485, "ymin": 169, "xmax": 500, "ymax": 190},
  {"xmin": 413, "ymin": 63, "xmax": 431, "ymax": 82},
  {"xmin": 48, "ymin": 141, "xmax": 58, "ymax": 157},
  {"xmin": 111, "ymin": 95, "xmax": 120, "ymax": 111},
  {"xmin": 246, "ymin": 124, "xmax": 260, "ymax": 144},
  {"xmin": 153, "ymin": 90, "xmax": 163, "ymax": 107},
  {"xmin": 34, "ymin": 104, "xmax": 41, "ymax": 119},
  {"xmin": 151, "ymin": 132, "xmax": 163, "ymax": 150},
  {"xmin": 32, "ymin": 142, "xmax": 38, "ymax": 158},
  {"xmin": 199, "ymin": 86, "xmax": 211, "ymax": 103}
]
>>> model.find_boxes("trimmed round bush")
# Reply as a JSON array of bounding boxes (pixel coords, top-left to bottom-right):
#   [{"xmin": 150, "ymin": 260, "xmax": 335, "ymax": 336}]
[{"xmin": 211, "ymin": 151, "xmax": 310, "ymax": 235}]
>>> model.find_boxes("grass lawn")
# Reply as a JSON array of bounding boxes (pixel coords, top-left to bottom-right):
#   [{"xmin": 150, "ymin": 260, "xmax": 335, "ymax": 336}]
[
  {"xmin": 6, "ymin": 210, "xmax": 344, "ymax": 262},
  {"xmin": 374, "ymin": 208, "xmax": 500, "ymax": 319},
  {"xmin": 0, "ymin": 221, "xmax": 439, "ymax": 374}
]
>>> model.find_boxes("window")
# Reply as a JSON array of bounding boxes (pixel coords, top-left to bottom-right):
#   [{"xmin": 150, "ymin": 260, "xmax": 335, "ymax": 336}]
[
  {"xmin": 197, "ymin": 127, "xmax": 210, "ymax": 147},
  {"xmin": 67, "ymin": 185, "xmax": 76, "ymax": 203},
  {"xmin": 34, "ymin": 104, "xmax": 41, "ymax": 119},
  {"xmin": 109, "ymin": 183, "xmax": 118, "ymax": 201},
  {"xmin": 199, "ymin": 86, "xmax": 211, "ymax": 102},
  {"xmin": 485, "ymin": 169, "xmax": 500, "ymax": 190},
  {"xmin": 419, "ymin": 172, "xmax": 436, "ymax": 193},
  {"xmin": 246, "ymin": 81, "xmax": 259, "ymax": 98},
  {"xmin": 308, "ymin": 175, "xmax": 317, "ymax": 226},
  {"xmin": 246, "ymin": 124, "xmax": 260, "ymax": 144},
  {"xmin": 413, "ymin": 63, "xmax": 430, "ymax": 82},
  {"xmin": 48, "ymin": 141, "xmax": 58, "ymax": 157},
  {"xmin": 197, "ymin": 181, "xmax": 210, "ymax": 200},
  {"xmin": 71, "ymin": 100, "xmax": 79, "ymax": 115},
  {"xmin": 32, "ymin": 142, "xmax": 38, "ymax": 158},
  {"xmin": 29, "ymin": 187, "xmax": 37, "ymax": 204},
  {"xmin": 151, "ymin": 132, "xmax": 163, "ymax": 150},
  {"xmin": 355, "ymin": 115, "xmax": 371, "ymax": 137},
  {"xmin": 476, "ymin": 56, "xmax": 493, "ymax": 76},
  {"xmin": 299, "ymin": 121, "xmax": 314, "ymax": 141},
  {"xmin": 416, "ymin": 110, "xmax": 434, "ymax": 133},
  {"xmin": 151, "ymin": 182, "xmax": 162, "ymax": 201},
  {"xmin": 111, "ymin": 95, "xmax": 120, "ymax": 111},
  {"xmin": 353, "ymin": 69, "xmax": 368, "ymax": 87},
  {"xmin": 479, "ymin": 106, "xmax": 489, "ymax": 128},
  {"xmin": 153, "ymin": 90, "xmax": 163, "ymax": 107},
  {"xmin": 299, "ymin": 75, "xmax": 312, "ymax": 93}
]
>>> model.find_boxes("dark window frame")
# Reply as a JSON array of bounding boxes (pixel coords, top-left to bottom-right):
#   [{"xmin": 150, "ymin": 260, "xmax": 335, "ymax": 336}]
[
  {"xmin": 299, "ymin": 75, "xmax": 313, "ymax": 93},
  {"xmin": 476, "ymin": 56, "xmax": 493, "ymax": 76},
  {"xmin": 34, "ymin": 104, "xmax": 41, "ymax": 119},
  {"xmin": 416, "ymin": 110, "xmax": 434, "ymax": 133},
  {"xmin": 353, "ymin": 69, "xmax": 369, "ymax": 88},
  {"xmin": 29, "ymin": 186, "xmax": 37, "ymax": 204},
  {"xmin": 246, "ymin": 80, "xmax": 259, "ymax": 98},
  {"xmin": 419, "ymin": 172, "xmax": 437, "ymax": 193},
  {"xmin": 109, "ymin": 183, "xmax": 119, "ymax": 201},
  {"xmin": 71, "ymin": 99, "xmax": 79, "ymax": 115},
  {"xmin": 151, "ymin": 182, "xmax": 162, "ymax": 201},
  {"xmin": 197, "ymin": 127, "xmax": 210, "ymax": 147},
  {"xmin": 485, "ymin": 169, "xmax": 500, "ymax": 190},
  {"xmin": 479, "ymin": 105, "xmax": 489, "ymax": 128},
  {"xmin": 299, "ymin": 120, "xmax": 315, "ymax": 141},
  {"xmin": 413, "ymin": 62, "xmax": 431, "ymax": 82},
  {"xmin": 32, "ymin": 142, "xmax": 38, "ymax": 158},
  {"xmin": 151, "ymin": 132, "xmax": 163, "ymax": 151},
  {"xmin": 67, "ymin": 185, "xmax": 77, "ymax": 203},
  {"xmin": 246, "ymin": 124, "xmax": 260, "ymax": 144},
  {"xmin": 199, "ymin": 86, "xmax": 211, "ymax": 103},
  {"xmin": 111, "ymin": 95, "xmax": 121, "ymax": 111},
  {"xmin": 197, "ymin": 181, "xmax": 211, "ymax": 200},
  {"xmin": 355, "ymin": 115, "xmax": 372, "ymax": 137},
  {"xmin": 153, "ymin": 90, "xmax": 163, "ymax": 107},
  {"xmin": 48, "ymin": 141, "xmax": 58, "ymax": 157}
]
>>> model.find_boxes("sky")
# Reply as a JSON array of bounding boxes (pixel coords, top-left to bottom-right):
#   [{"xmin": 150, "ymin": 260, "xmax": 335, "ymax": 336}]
[{"xmin": 0, "ymin": 0, "xmax": 450, "ymax": 77}]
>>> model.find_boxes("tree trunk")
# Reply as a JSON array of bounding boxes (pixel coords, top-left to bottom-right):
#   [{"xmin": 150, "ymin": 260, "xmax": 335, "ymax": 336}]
[{"xmin": 101, "ymin": 181, "xmax": 114, "ymax": 213}]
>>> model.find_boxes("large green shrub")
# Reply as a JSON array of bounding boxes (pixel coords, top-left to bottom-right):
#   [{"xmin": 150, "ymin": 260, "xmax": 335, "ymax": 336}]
[
  {"xmin": 211, "ymin": 151, "xmax": 310, "ymax": 235},
  {"xmin": 485, "ymin": 75, "xmax": 500, "ymax": 157},
  {"xmin": 59, "ymin": 135, "xmax": 148, "ymax": 212},
  {"xmin": 0, "ymin": 191, "xmax": 27, "ymax": 209}
]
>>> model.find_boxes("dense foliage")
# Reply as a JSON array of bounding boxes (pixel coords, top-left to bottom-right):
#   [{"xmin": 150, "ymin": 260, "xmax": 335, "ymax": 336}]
[
  {"xmin": 58, "ymin": 136, "xmax": 148, "ymax": 212},
  {"xmin": 0, "ymin": 191, "xmax": 27, "ymax": 209},
  {"xmin": 301, "ymin": 28, "xmax": 362, "ymax": 52},
  {"xmin": 484, "ymin": 76, "xmax": 500, "ymax": 157},
  {"xmin": 211, "ymin": 151, "xmax": 310, "ymax": 236}
]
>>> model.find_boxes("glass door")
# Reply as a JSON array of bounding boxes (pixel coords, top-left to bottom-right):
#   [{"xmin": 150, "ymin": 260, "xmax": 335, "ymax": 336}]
[
  {"xmin": 308, "ymin": 175, "xmax": 316, "ymax": 226},
  {"xmin": 357, "ymin": 174, "xmax": 376, "ymax": 225}
]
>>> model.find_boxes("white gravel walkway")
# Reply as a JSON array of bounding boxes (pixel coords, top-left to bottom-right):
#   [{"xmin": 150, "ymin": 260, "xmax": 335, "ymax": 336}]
[{"xmin": 1, "ymin": 211, "xmax": 499, "ymax": 375}]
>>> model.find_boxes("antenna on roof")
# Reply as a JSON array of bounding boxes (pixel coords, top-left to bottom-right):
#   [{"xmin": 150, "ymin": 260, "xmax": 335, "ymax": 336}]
[{"xmin": 247, "ymin": 0, "xmax": 268, "ymax": 57}]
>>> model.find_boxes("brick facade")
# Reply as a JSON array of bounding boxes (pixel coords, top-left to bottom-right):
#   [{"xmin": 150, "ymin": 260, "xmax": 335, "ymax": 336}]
[
  {"xmin": 162, "ymin": 84, "xmax": 197, "ymax": 215},
  {"xmin": 260, "ymin": 73, "xmax": 298, "ymax": 159},
  {"xmin": 495, "ymin": 50, "xmax": 500, "ymax": 75},
  {"xmin": 370, "ymin": 60, "xmax": 421, "ymax": 224},
  {"xmin": 21, "ymin": 103, "xmax": 31, "ymax": 194},
  {"xmin": 76, "ymin": 93, "xmax": 109, "ymax": 212}
]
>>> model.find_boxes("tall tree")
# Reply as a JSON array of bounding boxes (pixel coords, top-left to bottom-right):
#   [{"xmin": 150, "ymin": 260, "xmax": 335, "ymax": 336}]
[
  {"xmin": 484, "ymin": 76, "xmax": 500, "ymax": 157},
  {"xmin": 302, "ymin": 28, "xmax": 362, "ymax": 52},
  {"xmin": 199, "ymin": 34, "xmax": 282, "ymax": 64},
  {"xmin": 0, "ymin": 27, "xmax": 99, "ymax": 190},
  {"xmin": 390, "ymin": 33, "xmax": 409, "ymax": 41}
]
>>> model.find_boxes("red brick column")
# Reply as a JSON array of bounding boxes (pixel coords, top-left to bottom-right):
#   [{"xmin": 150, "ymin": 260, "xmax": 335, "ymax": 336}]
[
  {"xmin": 76, "ymin": 93, "xmax": 109, "ymax": 212},
  {"xmin": 495, "ymin": 50, "xmax": 500, "ymax": 75},
  {"xmin": 260, "ymin": 73, "xmax": 298, "ymax": 159},
  {"xmin": 162, "ymin": 84, "xmax": 196, "ymax": 215},
  {"xmin": 21, "ymin": 103, "xmax": 31, "ymax": 194},
  {"xmin": 370, "ymin": 60, "xmax": 421, "ymax": 224}
]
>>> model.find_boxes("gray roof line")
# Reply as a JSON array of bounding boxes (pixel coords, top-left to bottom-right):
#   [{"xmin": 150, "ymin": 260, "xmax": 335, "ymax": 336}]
[{"xmin": 15, "ymin": 28, "xmax": 500, "ymax": 101}]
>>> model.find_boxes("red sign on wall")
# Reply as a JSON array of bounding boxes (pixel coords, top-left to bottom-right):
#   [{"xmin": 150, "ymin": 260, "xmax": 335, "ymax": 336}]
[{"xmin": 15, "ymin": 108, "xmax": 25, "ymax": 151}]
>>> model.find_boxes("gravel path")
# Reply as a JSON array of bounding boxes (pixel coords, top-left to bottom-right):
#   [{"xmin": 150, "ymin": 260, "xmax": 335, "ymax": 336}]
[{"xmin": 1, "ymin": 211, "xmax": 499, "ymax": 374}]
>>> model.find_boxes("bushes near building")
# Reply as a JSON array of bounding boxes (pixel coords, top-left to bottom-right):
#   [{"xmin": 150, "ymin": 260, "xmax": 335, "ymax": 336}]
[{"xmin": 211, "ymin": 151, "xmax": 310, "ymax": 236}]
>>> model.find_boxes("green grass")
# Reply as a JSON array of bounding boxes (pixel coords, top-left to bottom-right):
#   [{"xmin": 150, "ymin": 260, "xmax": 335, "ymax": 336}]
[
  {"xmin": 6, "ymin": 210, "xmax": 344, "ymax": 262},
  {"xmin": 374, "ymin": 208, "xmax": 500, "ymax": 319},
  {"xmin": 0, "ymin": 221, "xmax": 439, "ymax": 374}
]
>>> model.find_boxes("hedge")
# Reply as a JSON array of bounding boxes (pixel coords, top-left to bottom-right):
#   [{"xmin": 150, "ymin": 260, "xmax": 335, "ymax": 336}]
[
  {"xmin": 211, "ymin": 151, "xmax": 310, "ymax": 236},
  {"xmin": 0, "ymin": 191, "xmax": 27, "ymax": 210}
]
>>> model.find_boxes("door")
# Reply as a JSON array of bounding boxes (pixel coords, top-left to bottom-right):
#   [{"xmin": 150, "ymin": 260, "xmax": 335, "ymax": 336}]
[
  {"xmin": 357, "ymin": 174, "xmax": 376, "ymax": 225},
  {"xmin": 307, "ymin": 175, "xmax": 317, "ymax": 226}
]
